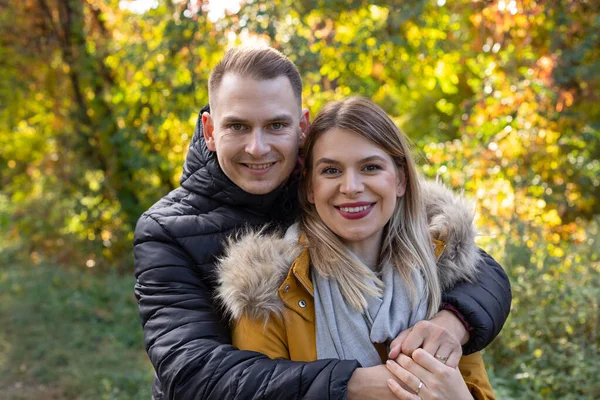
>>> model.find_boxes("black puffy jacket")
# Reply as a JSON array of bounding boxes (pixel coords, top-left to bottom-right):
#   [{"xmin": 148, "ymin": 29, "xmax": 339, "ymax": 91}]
[{"xmin": 133, "ymin": 107, "xmax": 511, "ymax": 400}]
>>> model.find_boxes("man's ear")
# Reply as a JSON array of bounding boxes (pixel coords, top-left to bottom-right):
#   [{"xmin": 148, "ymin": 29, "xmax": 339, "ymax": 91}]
[
  {"xmin": 298, "ymin": 108, "xmax": 310, "ymax": 146},
  {"xmin": 396, "ymin": 168, "xmax": 407, "ymax": 198},
  {"xmin": 202, "ymin": 112, "xmax": 216, "ymax": 152}
]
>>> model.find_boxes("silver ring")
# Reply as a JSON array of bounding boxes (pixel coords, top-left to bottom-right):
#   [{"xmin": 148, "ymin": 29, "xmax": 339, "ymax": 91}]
[{"xmin": 416, "ymin": 380, "xmax": 423, "ymax": 394}]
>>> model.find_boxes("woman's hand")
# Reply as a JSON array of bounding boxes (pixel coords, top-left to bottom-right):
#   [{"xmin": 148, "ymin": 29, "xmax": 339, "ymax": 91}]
[{"xmin": 384, "ymin": 349, "xmax": 474, "ymax": 400}]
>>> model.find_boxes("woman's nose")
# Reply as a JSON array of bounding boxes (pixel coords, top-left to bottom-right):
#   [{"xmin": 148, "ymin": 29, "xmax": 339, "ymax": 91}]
[{"xmin": 340, "ymin": 170, "xmax": 363, "ymax": 195}]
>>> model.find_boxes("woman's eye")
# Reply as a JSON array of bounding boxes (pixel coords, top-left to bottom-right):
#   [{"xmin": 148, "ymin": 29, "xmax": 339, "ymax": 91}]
[
  {"xmin": 321, "ymin": 167, "xmax": 340, "ymax": 175},
  {"xmin": 363, "ymin": 164, "xmax": 382, "ymax": 172}
]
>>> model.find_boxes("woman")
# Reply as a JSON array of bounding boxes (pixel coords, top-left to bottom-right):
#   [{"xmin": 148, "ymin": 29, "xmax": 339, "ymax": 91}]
[{"xmin": 216, "ymin": 97, "xmax": 495, "ymax": 399}]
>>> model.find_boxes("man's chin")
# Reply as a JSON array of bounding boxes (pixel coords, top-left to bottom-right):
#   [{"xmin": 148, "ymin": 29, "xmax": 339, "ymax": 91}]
[
  {"xmin": 239, "ymin": 181, "xmax": 281, "ymax": 195},
  {"xmin": 228, "ymin": 167, "xmax": 291, "ymax": 195}
]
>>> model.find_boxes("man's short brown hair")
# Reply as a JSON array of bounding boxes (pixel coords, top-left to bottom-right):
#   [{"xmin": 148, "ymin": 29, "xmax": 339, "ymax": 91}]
[{"xmin": 208, "ymin": 47, "xmax": 303, "ymax": 107}]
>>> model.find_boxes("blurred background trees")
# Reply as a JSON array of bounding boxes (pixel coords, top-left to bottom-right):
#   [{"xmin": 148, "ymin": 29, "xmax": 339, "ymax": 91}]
[{"xmin": 1, "ymin": 0, "xmax": 598, "ymax": 398}]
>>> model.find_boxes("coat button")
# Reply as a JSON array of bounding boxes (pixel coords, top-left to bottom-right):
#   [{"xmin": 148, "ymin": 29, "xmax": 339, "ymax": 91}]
[
  {"xmin": 284, "ymin": 285, "xmax": 290, "ymax": 292},
  {"xmin": 298, "ymin": 300, "xmax": 306, "ymax": 308}
]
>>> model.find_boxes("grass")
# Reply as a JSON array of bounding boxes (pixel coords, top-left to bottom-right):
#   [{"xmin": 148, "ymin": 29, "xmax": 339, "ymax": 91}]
[{"xmin": 0, "ymin": 263, "xmax": 153, "ymax": 400}]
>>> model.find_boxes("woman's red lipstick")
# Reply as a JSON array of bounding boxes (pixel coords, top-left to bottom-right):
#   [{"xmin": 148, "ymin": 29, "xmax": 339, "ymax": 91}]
[{"xmin": 335, "ymin": 202, "xmax": 375, "ymax": 220}]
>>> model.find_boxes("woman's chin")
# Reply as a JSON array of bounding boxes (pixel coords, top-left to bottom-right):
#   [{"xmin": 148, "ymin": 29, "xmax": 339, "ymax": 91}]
[{"xmin": 338, "ymin": 231, "xmax": 371, "ymax": 245}]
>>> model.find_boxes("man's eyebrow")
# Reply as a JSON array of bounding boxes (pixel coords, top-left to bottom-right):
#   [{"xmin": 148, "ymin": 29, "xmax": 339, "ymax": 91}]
[
  {"xmin": 220, "ymin": 114, "xmax": 294, "ymax": 125},
  {"xmin": 266, "ymin": 114, "xmax": 294, "ymax": 123},
  {"xmin": 220, "ymin": 116, "xmax": 249, "ymax": 125}
]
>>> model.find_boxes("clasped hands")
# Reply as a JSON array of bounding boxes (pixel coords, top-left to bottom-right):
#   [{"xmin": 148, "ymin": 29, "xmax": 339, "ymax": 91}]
[{"xmin": 348, "ymin": 310, "xmax": 473, "ymax": 400}]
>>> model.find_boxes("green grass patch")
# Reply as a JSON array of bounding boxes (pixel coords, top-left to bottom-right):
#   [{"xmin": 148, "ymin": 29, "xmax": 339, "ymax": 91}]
[{"xmin": 0, "ymin": 264, "xmax": 153, "ymax": 399}]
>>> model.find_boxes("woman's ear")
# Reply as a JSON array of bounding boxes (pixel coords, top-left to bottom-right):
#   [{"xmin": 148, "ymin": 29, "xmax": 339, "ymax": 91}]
[
  {"xmin": 396, "ymin": 168, "xmax": 407, "ymax": 198},
  {"xmin": 306, "ymin": 178, "xmax": 315, "ymax": 204}
]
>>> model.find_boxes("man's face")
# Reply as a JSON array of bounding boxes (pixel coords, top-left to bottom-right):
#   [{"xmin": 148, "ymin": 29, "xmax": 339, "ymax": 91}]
[{"xmin": 203, "ymin": 74, "xmax": 309, "ymax": 195}]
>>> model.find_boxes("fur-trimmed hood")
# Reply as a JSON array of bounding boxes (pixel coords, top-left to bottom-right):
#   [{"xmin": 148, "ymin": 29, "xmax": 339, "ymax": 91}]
[{"xmin": 216, "ymin": 179, "xmax": 481, "ymax": 321}]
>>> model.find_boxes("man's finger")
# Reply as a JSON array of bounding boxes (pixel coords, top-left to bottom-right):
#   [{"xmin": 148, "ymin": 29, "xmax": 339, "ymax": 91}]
[
  {"xmin": 446, "ymin": 347, "xmax": 462, "ymax": 369},
  {"xmin": 389, "ymin": 328, "xmax": 411, "ymax": 359},
  {"xmin": 434, "ymin": 341, "xmax": 462, "ymax": 369},
  {"xmin": 421, "ymin": 335, "xmax": 441, "ymax": 357},
  {"xmin": 399, "ymin": 323, "xmax": 428, "ymax": 357}
]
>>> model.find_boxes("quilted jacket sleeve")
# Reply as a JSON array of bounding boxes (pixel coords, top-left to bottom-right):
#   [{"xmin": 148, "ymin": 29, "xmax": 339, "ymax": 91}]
[
  {"xmin": 134, "ymin": 214, "xmax": 359, "ymax": 400},
  {"xmin": 442, "ymin": 249, "xmax": 512, "ymax": 354}
]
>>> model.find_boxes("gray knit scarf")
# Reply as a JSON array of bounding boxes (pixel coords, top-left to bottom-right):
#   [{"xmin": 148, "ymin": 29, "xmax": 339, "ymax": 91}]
[{"xmin": 313, "ymin": 261, "xmax": 428, "ymax": 367}]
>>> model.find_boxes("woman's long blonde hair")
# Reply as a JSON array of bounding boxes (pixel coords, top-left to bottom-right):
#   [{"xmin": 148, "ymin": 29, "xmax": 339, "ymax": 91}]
[{"xmin": 299, "ymin": 96, "xmax": 441, "ymax": 317}]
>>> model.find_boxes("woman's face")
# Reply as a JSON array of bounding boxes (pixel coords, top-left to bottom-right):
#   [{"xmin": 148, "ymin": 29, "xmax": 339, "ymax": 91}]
[{"xmin": 307, "ymin": 127, "xmax": 406, "ymax": 247}]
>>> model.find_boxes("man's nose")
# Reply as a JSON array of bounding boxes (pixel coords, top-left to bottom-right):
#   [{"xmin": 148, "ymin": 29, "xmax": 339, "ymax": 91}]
[
  {"xmin": 245, "ymin": 130, "xmax": 270, "ymax": 157},
  {"xmin": 340, "ymin": 170, "xmax": 363, "ymax": 196}
]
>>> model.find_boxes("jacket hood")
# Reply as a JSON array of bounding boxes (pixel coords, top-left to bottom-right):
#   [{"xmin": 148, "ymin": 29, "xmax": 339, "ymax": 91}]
[
  {"xmin": 181, "ymin": 105, "xmax": 296, "ymax": 215},
  {"xmin": 216, "ymin": 179, "xmax": 482, "ymax": 321}
]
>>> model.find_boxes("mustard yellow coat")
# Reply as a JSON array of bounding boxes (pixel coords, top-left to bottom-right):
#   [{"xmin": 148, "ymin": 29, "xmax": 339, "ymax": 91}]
[{"xmin": 230, "ymin": 248, "xmax": 495, "ymax": 400}]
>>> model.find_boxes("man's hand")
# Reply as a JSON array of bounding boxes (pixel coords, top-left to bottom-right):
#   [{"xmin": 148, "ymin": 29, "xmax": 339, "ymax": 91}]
[
  {"xmin": 348, "ymin": 365, "xmax": 416, "ymax": 400},
  {"xmin": 388, "ymin": 310, "xmax": 468, "ymax": 369}
]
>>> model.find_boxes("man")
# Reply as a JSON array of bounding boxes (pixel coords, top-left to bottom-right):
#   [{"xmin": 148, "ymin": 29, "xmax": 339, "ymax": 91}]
[{"xmin": 134, "ymin": 47, "xmax": 511, "ymax": 400}]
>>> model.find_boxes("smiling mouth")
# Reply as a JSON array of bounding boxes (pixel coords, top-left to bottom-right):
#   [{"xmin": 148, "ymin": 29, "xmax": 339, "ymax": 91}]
[
  {"xmin": 242, "ymin": 162, "xmax": 276, "ymax": 170},
  {"xmin": 335, "ymin": 203, "xmax": 375, "ymax": 220},
  {"xmin": 337, "ymin": 205, "xmax": 372, "ymax": 213}
]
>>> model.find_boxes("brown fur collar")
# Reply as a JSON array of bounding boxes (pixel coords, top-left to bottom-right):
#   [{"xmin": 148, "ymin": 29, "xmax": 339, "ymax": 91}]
[{"xmin": 216, "ymin": 179, "xmax": 481, "ymax": 321}]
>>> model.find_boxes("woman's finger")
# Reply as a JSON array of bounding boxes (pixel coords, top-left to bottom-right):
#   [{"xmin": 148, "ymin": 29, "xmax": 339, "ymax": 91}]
[
  {"xmin": 396, "ymin": 353, "xmax": 433, "ymax": 386},
  {"xmin": 411, "ymin": 349, "xmax": 474, "ymax": 399},
  {"xmin": 412, "ymin": 348, "xmax": 451, "ymax": 375},
  {"xmin": 386, "ymin": 360, "xmax": 421, "ymax": 394},
  {"xmin": 387, "ymin": 379, "xmax": 421, "ymax": 400}
]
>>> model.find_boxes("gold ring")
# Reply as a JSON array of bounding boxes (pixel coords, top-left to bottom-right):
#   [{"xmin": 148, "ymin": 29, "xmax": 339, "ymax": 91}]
[{"xmin": 435, "ymin": 355, "xmax": 449, "ymax": 363}]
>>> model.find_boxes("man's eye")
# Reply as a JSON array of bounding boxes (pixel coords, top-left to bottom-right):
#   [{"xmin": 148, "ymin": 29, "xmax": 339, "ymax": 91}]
[
  {"xmin": 230, "ymin": 124, "xmax": 245, "ymax": 131},
  {"xmin": 271, "ymin": 123, "xmax": 284, "ymax": 130}
]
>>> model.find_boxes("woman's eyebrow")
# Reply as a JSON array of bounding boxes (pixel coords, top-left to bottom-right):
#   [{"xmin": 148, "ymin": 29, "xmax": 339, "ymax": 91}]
[
  {"xmin": 314, "ymin": 157, "xmax": 338, "ymax": 166},
  {"xmin": 359, "ymin": 155, "xmax": 387, "ymax": 163},
  {"xmin": 315, "ymin": 155, "xmax": 387, "ymax": 166}
]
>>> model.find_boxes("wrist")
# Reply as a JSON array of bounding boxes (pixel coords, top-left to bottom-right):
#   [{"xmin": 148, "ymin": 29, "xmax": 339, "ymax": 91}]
[
  {"xmin": 435, "ymin": 309, "xmax": 470, "ymax": 345},
  {"xmin": 347, "ymin": 365, "xmax": 398, "ymax": 399},
  {"xmin": 347, "ymin": 368, "xmax": 364, "ymax": 400}
]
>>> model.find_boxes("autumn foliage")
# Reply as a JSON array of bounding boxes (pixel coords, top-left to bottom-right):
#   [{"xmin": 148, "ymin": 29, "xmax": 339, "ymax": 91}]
[{"xmin": 1, "ymin": 0, "xmax": 598, "ymax": 398}]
